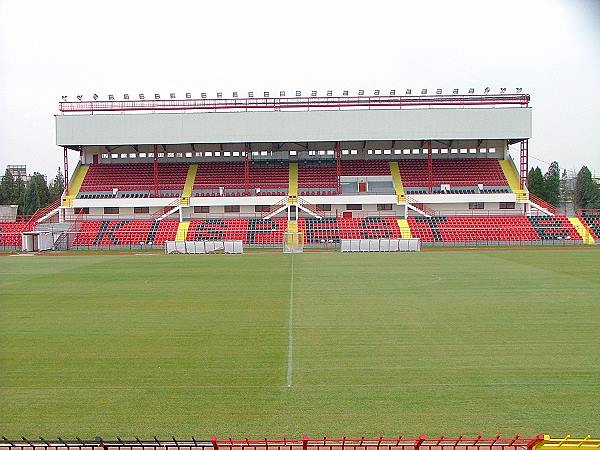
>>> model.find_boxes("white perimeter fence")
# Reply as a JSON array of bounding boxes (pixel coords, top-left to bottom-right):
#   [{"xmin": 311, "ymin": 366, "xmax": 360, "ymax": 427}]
[
  {"xmin": 340, "ymin": 238, "xmax": 421, "ymax": 252},
  {"xmin": 165, "ymin": 240, "xmax": 243, "ymax": 254}
]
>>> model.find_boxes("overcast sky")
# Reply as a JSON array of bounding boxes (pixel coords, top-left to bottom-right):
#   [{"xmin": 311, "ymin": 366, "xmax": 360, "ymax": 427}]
[{"xmin": 1, "ymin": 0, "xmax": 599, "ymax": 180}]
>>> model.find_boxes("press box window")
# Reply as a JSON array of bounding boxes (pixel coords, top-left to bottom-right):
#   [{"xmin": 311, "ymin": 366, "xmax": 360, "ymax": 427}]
[
  {"xmin": 377, "ymin": 204, "xmax": 393, "ymax": 211},
  {"xmin": 224, "ymin": 205, "xmax": 240, "ymax": 213},
  {"xmin": 346, "ymin": 204, "xmax": 362, "ymax": 210},
  {"xmin": 316, "ymin": 204, "xmax": 332, "ymax": 212},
  {"xmin": 104, "ymin": 207, "xmax": 119, "ymax": 214},
  {"xmin": 134, "ymin": 207, "xmax": 149, "ymax": 214},
  {"xmin": 74, "ymin": 207, "xmax": 89, "ymax": 215},
  {"xmin": 194, "ymin": 206, "xmax": 209, "ymax": 213},
  {"xmin": 500, "ymin": 202, "xmax": 515, "ymax": 209},
  {"xmin": 468, "ymin": 202, "xmax": 484, "ymax": 210}
]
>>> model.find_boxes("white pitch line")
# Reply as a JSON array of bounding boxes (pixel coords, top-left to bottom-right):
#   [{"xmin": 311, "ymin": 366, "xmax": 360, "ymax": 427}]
[{"xmin": 286, "ymin": 254, "xmax": 295, "ymax": 388}]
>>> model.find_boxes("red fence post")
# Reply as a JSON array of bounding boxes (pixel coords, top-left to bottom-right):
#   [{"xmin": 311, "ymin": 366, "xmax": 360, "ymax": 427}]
[
  {"xmin": 303, "ymin": 435, "xmax": 308, "ymax": 450},
  {"xmin": 414, "ymin": 435, "xmax": 427, "ymax": 450},
  {"xmin": 527, "ymin": 435, "xmax": 545, "ymax": 450},
  {"xmin": 210, "ymin": 437, "xmax": 219, "ymax": 450}
]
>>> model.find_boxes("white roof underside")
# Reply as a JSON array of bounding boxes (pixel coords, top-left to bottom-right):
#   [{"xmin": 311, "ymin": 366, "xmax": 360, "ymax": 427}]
[{"xmin": 56, "ymin": 107, "xmax": 531, "ymax": 147}]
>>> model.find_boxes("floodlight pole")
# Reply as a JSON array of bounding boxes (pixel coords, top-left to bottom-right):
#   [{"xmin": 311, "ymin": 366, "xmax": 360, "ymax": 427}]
[
  {"xmin": 244, "ymin": 143, "xmax": 250, "ymax": 195},
  {"xmin": 427, "ymin": 140, "xmax": 433, "ymax": 194},
  {"xmin": 153, "ymin": 144, "xmax": 158, "ymax": 197},
  {"xmin": 335, "ymin": 142, "xmax": 342, "ymax": 194}
]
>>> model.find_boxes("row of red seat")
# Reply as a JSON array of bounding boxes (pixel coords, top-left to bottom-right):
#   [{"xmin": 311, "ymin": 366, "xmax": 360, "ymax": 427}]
[
  {"xmin": 80, "ymin": 163, "xmax": 188, "ymax": 192},
  {"xmin": 399, "ymin": 159, "xmax": 508, "ymax": 187},
  {"xmin": 72, "ymin": 220, "xmax": 179, "ymax": 246},
  {"xmin": 0, "ymin": 222, "xmax": 31, "ymax": 246},
  {"xmin": 579, "ymin": 212, "xmax": 600, "ymax": 239},
  {"xmin": 407, "ymin": 215, "xmax": 581, "ymax": 242},
  {"xmin": 193, "ymin": 162, "xmax": 289, "ymax": 193},
  {"xmin": 79, "ymin": 159, "xmax": 509, "ymax": 194},
  {"xmin": 186, "ymin": 218, "xmax": 288, "ymax": 244}
]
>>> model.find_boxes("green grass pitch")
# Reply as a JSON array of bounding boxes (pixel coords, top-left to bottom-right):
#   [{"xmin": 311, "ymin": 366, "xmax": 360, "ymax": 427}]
[{"xmin": 1, "ymin": 249, "xmax": 599, "ymax": 438}]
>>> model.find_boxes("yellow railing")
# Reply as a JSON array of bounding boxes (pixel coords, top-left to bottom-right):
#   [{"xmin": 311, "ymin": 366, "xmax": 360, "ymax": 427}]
[{"xmin": 537, "ymin": 436, "xmax": 600, "ymax": 450}]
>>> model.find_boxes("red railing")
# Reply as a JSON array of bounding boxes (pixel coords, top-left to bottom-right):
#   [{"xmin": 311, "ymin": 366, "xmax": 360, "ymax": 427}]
[
  {"xmin": 406, "ymin": 196, "xmax": 437, "ymax": 216},
  {"xmin": 59, "ymin": 93, "xmax": 530, "ymax": 114},
  {"xmin": 261, "ymin": 197, "xmax": 288, "ymax": 219},
  {"xmin": 210, "ymin": 436, "xmax": 544, "ymax": 450},
  {"xmin": 528, "ymin": 193, "xmax": 558, "ymax": 215},
  {"xmin": 151, "ymin": 199, "xmax": 180, "ymax": 220},
  {"xmin": 26, "ymin": 198, "xmax": 61, "ymax": 227},
  {"xmin": 0, "ymin": 436, "xmax": 547, "ymax": 450}
]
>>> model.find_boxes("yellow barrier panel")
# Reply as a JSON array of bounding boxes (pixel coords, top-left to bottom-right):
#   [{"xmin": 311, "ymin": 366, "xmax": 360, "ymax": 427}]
[{"xmin": 537, "ymin": 436, "xmax": 600, "ymax": 450}]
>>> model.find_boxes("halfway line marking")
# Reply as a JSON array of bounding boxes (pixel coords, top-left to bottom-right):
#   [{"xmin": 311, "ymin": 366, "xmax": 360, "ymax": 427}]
[{"xmin": 286, "ymin": 254, "xmax": 295, "ymax": 388}]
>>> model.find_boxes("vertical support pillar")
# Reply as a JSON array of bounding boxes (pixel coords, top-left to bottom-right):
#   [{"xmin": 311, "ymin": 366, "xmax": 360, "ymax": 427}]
[
  {"xmin": 63, "ymin": 147, "xmax": 69, "ymax": 194},
  {"xmin": 153, "ymin": 144, "xmax": 158, "ymax": 197},
  {"xmin": 244, "ymin": 143, "xmax": 250, "ymax": 195},
  {"xmin": 210, "ymin": 437, "xmax": 218, "ymax": 450},
  {"xmin": 427, "ymin": 140, "xmax": 433, "ymax": 194},
  {"xmin": 335, "ymin": 141, "xmax": 342, "ymax": 194},
  {"xmin": 302, "ymin": 435, "xmax": 308, "ymax": 450},
  {"xmin": 414, "ymin": 435, "xmax": 426, "ymax": 450},
  {"xmin": 520, "ymin": 139, "xmax": 529, "ymax": 189}
]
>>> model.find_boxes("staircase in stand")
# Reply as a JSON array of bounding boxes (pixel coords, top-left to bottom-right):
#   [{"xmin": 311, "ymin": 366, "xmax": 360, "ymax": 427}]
[
  {"xmin": 288, "ymin": 162, "xmax": 298, "ymax": 202},
  {"xmin": 405, "ymin": 195, "xmax": 436, "ymax": 217},
  {"xmin": 528, "ymin": 193, "xmax": 557, "ymax": 216},
  {"xmin": 27, "ymin": 198, "xmax": 62, "ymax": 227},
  {"xmin": 389, "ymin": 161, "xmax": 405, "ymax": 202},
  {"xmin": 397, "ymin": 218, "xmax": 412, "ymax": 239},
  {"xmin": 151, "ymin": 199, "xmax": 180, "ymax": 221},
  {"xmin": 180, "ymin": 164, "xmax": 198, "ymax": 206},
  {"xmin": 262, "ymin": 197, "xmax": 289, "ymax": 219},
  {"xmin": 62, "ymin": 163, "xmax": 89, "ymax": 207},
  {"xmin": 297, "ymin": 197, "xmax": 322, "ymax": 219},
  {"xmin": 569, "ymin": 217, "xmax": 595, "ymax": 244},
  {"xmin": 175, "ymin": 222, "xmax": 190, "ymax": 241}
]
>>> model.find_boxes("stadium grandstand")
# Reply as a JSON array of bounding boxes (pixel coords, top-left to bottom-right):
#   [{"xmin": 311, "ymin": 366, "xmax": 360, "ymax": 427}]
[{"xmin": 1, "ymin": 91, "xmax": 598, "ymax": 250}]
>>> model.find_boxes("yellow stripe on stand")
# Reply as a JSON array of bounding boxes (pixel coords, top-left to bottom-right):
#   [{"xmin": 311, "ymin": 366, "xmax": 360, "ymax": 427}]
[
  {"xmin": 62, "ymin": 164, "xmax": 89, "ymax": 207},
  {"xmin": 499, "ymin": 159, "xmax": 527, "ymax": 200},
  {"xmin": 181, "ymin": 164, "xmax": 198, "ymax": 206},
  {"xmin": 175, "ymin": 222, "xmax": 190, "ymax": 241},
  {"xmin": 568, "ymin": 217, "xmax": 595, "ymax": 244},
  {"xmin": 389, "ymin": 161, "xmax": 405, "ymax": 202},
  {"xmin": 397, "ymin": 218, "xmax": 412, "ymax": 239},
  {"xmin": 288, "ymin": 162, "xmax": 298, "ymax": 203}
]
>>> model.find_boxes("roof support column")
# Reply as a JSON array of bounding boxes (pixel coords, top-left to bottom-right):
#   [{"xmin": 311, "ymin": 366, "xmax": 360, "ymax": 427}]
[
  {"xmin": 427, "ymin": 140, "xmax": 433, "ymax": 194},
  {"xmin": 520, "ymin": 139, "xmax": 528, "ymax": 189},
  {"xmin": 153, "ymin": 144, "xmax": 158, "ymax": 197},
  {"xmin": 335, "ymin": 142, "xmax": 341, "ymax": 195},
  {"xmin": 244, "ymin": 143, "xmax": 250, "ymax": 195},
  {"xmin": 63, "ymin": 147, "xmax": 69, "ymax": 194}
]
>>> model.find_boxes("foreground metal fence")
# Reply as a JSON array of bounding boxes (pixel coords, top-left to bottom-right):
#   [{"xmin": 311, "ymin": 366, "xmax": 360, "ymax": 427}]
[{"xmin": 0, "ymin": 436, "xmax": 546, "ymax": 450}]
